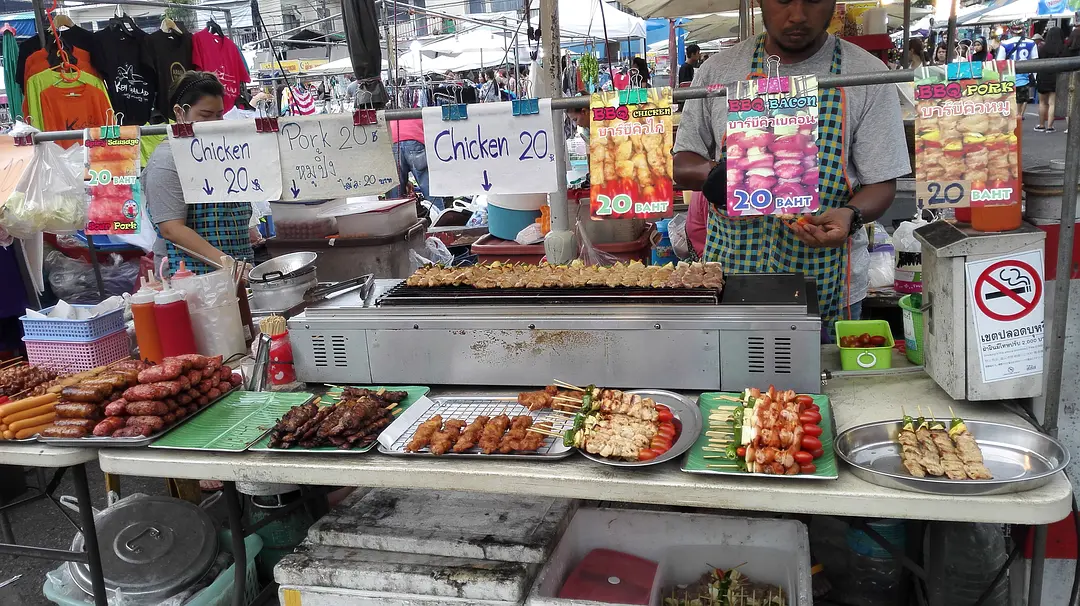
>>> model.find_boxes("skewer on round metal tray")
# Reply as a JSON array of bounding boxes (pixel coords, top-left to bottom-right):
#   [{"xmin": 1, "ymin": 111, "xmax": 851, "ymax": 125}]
[{"xmin": 834, "ymin": 419, "xmax": 1069, "ymax": 495}]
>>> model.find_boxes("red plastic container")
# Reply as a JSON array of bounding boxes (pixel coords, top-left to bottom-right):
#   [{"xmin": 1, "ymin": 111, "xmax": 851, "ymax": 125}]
[
  {"xmin": 558, "ymin": 548, "xmax": 658, "ymax": 604},
  {"xmin": 472, "ymin": 229, "xmax": 652, "ymax": 265},
  {"xmin": 268, "ymin": 332, "xmax": 297, "ymax": 385},
  {"xmin": 153, "ymin": 289, "xmax": 197, "ymax": 357}
]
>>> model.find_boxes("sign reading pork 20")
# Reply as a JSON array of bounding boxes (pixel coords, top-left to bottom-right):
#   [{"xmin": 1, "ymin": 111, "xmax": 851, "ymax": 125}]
[
  {"xmin": 725, "ymin": 75, "xmax": 820, "ymax": 217},
  {"xmin": 914, "ymin": 61, "xmax": 1019, "ymax": 209},
  {"xmin": 169, "ymin": 120, "xmax": 283, "ymax": 203},
  {"xmin": 588, "ymin": 87, "xmax": 674, "ymax": 220},
  {"xmin": 422, "ymin": 100, "xmax": 559, "ymax": 196}
]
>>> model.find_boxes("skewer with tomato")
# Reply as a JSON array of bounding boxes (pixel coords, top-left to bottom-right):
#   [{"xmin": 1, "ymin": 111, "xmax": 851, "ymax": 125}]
[{"xmin": 709, "ymin": 387, "xmax": 824, "ymax": 475}]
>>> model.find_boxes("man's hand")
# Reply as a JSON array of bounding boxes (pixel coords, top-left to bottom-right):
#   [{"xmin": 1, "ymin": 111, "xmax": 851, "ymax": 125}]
[{"xmin": 787, "ymin": 207, "xmax": 854, "ymax": 248}]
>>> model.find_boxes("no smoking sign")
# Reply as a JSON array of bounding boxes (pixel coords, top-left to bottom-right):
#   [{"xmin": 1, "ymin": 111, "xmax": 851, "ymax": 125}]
[{"xmin": 973, "ymin": 259, "xmax": 1042, "ymax": 322}]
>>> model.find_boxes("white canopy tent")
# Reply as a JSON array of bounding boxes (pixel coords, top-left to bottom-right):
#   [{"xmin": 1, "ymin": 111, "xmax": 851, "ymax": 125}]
[
  {"xmin": 681, "ymin": 3, "xmax": 931, "ymax": 43},
  {"xmin": 548, "ymin": 0, "xmax": 647, "ymax": 40},
  {"xmin": 959, "ymin": 0, "xmax": 1070, "ymax": 25},
  {"xmin": 421, "ymin": 29, "xmax": 517, "ymax": 55}
]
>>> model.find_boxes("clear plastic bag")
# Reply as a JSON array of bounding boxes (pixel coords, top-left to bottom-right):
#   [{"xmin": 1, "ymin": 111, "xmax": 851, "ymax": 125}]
[
  {"xmin": 893, "ymin": 213, "xmax": 928, "ymax": 294},
  {"xmin": 0, "ymin": 141, "xmax": 87, "ymax": 239},
  {"xmin": 409, "ymin": 236, "xmax": 454, "ymax": 269},
  {"xmin": 849, "ymin": 226, "xmax": 870, "ymax": 304},
  {"xmin": 576, "ymin": 220, "xmax": 619, "ymax": 266},
  {"xmin": 667, "ymin": 211, "xmax": 697, "ymax": 260},
  {"xmin": 45, "ymin": 250, "xmax": 140, "ymax": 303}
]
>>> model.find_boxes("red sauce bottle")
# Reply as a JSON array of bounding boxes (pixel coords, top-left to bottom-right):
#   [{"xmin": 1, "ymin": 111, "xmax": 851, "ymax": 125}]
[{"xmin": 153, "ymin": 286, "xmax": 198, "ymax": 357}]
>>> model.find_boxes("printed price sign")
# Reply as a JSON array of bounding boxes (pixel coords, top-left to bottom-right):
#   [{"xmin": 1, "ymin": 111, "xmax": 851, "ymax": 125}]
[
  {"xmin": 915, "ymin": 61, "xmax": 1019, "ymax": 209},
  {"xmin": 725, "ymin": 75, "xmax": 820, "ymax": 217},
  {"xmin": 422, "ymin": 100, "xmax": 559, "ymax": 196},
  {"xmin": 277, "ymin": 113, "xmax": 398, "ymax": 201},
  {"xmin": 169, "ymin": 120, "xmax": 283, "ymax": 203},
  {"xmin": 588, "ymin": 87, "xmax": 674, "ymax": 220},
  {"xmin": 965, "ymin": 250, "xmax": 1044, "ymax": 382},
  {"xmin": 84, "ymin": 125, "xmax": 142, "ymax": 235}
]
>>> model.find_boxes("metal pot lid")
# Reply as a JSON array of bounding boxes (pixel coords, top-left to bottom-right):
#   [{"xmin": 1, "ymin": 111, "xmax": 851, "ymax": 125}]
[
  {"xmin": 69, "ymin": 496, "xmax": 218, "ymax": 601},
  {"xmin": 250, "ymin": 251, "xmax": 318, "ymax": 283}
]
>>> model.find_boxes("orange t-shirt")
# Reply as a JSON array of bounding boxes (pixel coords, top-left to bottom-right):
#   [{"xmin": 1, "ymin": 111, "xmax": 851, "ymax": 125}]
[
  {"xmin": 39, "ymin": 82, "xmax": 112, "ymax": 147},
  {"xmin": 20, "ymin": 48, "xmax": 100, "ymax": 120}
]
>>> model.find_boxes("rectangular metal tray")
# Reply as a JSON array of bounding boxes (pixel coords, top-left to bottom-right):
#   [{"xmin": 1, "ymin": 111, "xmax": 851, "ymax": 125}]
[
  {"xmin": 377, "ymin": 396, "xmax": 575, "ymax": 460},
  {"xmin": 35, "ymin": 388, "xmax": 244, "ymax": 448},
  {"xmin": 249, "ymin": 386, "xmax": 430, "ymax": 454}
]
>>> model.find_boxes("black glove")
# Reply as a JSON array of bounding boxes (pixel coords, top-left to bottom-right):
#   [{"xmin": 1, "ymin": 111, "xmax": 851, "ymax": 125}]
[{"xmin": 701, "ymin": 161, "xmax": 728, "ymax": 207}]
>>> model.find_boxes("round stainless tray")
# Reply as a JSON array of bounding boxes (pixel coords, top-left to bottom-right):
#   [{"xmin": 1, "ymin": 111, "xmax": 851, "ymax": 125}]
[
  {"xmin": 834, "ymin": 420, "xmax": 1069, "ymax": 496},
  {"xmin": 578, "ymin": 390, "xmax": 702, "ymax": 468}
]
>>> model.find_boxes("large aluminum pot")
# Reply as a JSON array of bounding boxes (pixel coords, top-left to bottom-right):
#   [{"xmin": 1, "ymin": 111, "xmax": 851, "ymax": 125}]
[{"xmin": 249, "ymin": 252, "xmax": 318, "ymax": 311}]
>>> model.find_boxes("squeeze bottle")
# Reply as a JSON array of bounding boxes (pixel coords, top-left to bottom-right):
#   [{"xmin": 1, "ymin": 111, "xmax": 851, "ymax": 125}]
[
  {"xmin": 131, "ymin": 279, "xmax": 164, "ymax": 364},
  {"xmin": 154, "ymin": 284, "xmax": 198, "ymax": 357}
]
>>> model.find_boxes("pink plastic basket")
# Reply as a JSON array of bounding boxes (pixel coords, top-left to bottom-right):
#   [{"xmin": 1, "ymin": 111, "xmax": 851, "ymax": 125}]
[{"xmin": 23, "ymin": 330, "xmax": 131, "ymax": 374}]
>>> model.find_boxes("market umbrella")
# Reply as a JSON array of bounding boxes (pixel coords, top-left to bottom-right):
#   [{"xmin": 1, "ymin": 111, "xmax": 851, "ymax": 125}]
[
  {"xmin": 3, "ymin": 30, "xmax": 22, "ymax": 121},
  {"xmin": 342, "ymin": 0, "xmax": 389, "ymax": 106}
]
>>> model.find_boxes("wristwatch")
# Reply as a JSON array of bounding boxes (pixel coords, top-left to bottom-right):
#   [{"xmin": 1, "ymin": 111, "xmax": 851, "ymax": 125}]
[{"xmin": 843, "ymin": 204, "xmax": 864, "ymax": 236}]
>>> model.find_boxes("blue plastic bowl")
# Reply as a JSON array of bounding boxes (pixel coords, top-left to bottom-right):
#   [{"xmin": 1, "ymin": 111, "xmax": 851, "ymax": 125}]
[{"xmin": 487, "ymin": 202, "xmax": 542, "ymax": 241}]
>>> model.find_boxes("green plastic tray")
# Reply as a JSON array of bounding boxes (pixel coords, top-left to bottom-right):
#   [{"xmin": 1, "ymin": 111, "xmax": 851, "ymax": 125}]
[
  {"xmin": 149, "ymin": 391, "xmax": 317, "ymax": 453},
  {"xmin": 681, "ymin": 392, "xmax": 839, "ymax": 480},
  {"xmin": 249, "ymin": 385, "xmax": 430, "ymax": 454}
]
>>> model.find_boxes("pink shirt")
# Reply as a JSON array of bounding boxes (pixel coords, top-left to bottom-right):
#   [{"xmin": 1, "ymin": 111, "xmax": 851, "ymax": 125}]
[
  {"xmin": 391, "ymin": 119, "xmax": 425, "ymax": 143},
  {"xmin": 191, "ymin": 30, "xmax": 250, "ymax": 113},
  {"xmin": 687, "ymin": 191, "xmax": 708, "ymax": 257}
]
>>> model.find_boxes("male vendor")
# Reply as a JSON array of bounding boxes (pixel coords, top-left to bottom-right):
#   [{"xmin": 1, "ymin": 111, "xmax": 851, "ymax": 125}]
[{"xmin": 673, "ymin": 0, "xmax": 910, "ymax": 328}]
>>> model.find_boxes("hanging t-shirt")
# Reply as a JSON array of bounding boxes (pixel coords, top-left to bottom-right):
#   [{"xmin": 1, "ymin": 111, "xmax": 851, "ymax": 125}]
[
  {"xmin": 191, "ymin": 29, "xmax": 249, "ymax": 113},
  {"xmin": 26, "ymin": 70, "xmax": 113, "ymax": 147},
  {"xmin": 91, "ymin": 27, "xmax": 158, "ymax": 125},
  {"xmin": 147, "ymin": 30, "xmax": 194, "ymax": 118},
  {"xmin": 17, "ymin": 26, "xmax": 99, "ymax": 92}
]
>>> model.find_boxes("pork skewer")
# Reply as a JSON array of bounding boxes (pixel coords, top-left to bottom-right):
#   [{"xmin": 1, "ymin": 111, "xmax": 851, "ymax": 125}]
[
  {"xmin": 947, "ymin": 408, "xmax": 993, "ymax": 480},
  {"xmin": 919, "ymin": 409, "xmax": 967, "ymax": 480},
  {"xmin": 911, "ymin": 415, "xmax": 946, "ymax": 477},
  {"xmin": 897, "ymin": 414, "xmax": 927, "ymax": 478}
]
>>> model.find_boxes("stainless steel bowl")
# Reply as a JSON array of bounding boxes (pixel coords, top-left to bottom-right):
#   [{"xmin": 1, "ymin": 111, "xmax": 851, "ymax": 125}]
[
  {"xmin": 834, "ymin": 420, "xmax": 1069, "ymax": 495},
  {"xmin": 577, "ymin": 390, "xmax": 702, "ymax": 468},
  {"xmin": 249, "ymin": 251, "xmax": 317, "ymax": 283}
]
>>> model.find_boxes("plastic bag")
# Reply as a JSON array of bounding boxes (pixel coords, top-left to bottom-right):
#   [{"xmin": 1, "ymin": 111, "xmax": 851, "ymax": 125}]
[
  {"xmin": 848, "ymin": 226, "xmax": 870, "ymax": 304},
  {"xmin": 576, "ymin": 220, "xmax": 619, "ymax": 266},
  {"xmin": 409, "ymin": 236, "xmax": 454, "ymax": 270},
  {"xmin": 867, "ymin": 222, "xmax": 895, "ymax": 288},
  {"xmin": 667, "ymin": 212, "xmax": 697, "ymax": 261},
  {"xmin": 0, "ymin": 141, "xmax": 87, "ymax": 239},
  {"xmin": 45, "ymin": 250, "xmax": 140, "ymax": 303},
  {"xmin": 893, "ymin": 213, "xmax": 928, "ymax": 294}
]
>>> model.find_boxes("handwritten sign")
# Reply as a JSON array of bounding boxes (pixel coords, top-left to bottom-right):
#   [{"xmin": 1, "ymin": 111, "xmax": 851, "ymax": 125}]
[
  {"xmin": 422, "ymin": 100, "xmax": 559, "ymax": 196},
  {"xmin": 588, "ymin": 87, "xmax": 675, "ymax": 220},
  {"xmin": 169, "ymin": 120, "xmax": 283, "ymax": 204},
  {"xmin": 277, "ymin": 114, "xmax": 398, "ymax": 201},
  {"xmin": 84, "ymin": 125, "xmax": 142, "ymax": 235},
  {"xmin": 725, "ymin": 75, "xmax": 820, "ymax": 217},
  {"xmin": 914, "ymin": 61, "xmax": 1019, "ymax": 209},
  {"xmin": 0, "ymin": 137, "xmax": 33, "ymax": 207}
]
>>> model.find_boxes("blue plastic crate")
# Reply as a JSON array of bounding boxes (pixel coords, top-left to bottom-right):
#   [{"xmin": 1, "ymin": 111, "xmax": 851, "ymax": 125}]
[{"xmin": 20, "ymin": 305, "xmax": 126, "ymax": 342}]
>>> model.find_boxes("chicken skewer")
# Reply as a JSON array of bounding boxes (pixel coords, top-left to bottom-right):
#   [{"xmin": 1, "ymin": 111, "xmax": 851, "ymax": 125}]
[
  {"xmin": 898, "ymin": 413, "xmax": 927, "ymax": 478},
  {"xmin": 479, "ymin": 414, "xmax": 511, "ymax": 454},
  {"xmin": 911, "ymin": 414, "xmax": 946, "ymax": 477},
  {"xmin": 452, "ymin": 416, "xmax": 489, "ymax": 453},
  {"xmin": 919, "ymin": 408, "xmax": 967, "ymax": 480},
  {"xmin": 498, "ymin": 415, "xmax": 534, "ymax": 453},
  {"xmin": 947, "ymin": 408, "xmax": 993, "ymax": 480},
  {"xmin": 429, "ymin": 419, "xmax": 467, "ymax": 455},
  {"xmin": 405, "ymin": 415, "xmax": 443, "ymax": 452}
]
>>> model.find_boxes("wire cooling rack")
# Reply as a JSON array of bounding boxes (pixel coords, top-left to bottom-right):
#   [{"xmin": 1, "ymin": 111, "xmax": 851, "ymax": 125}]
[{"xmin": 377, "ymin": 396, "xmax": 575, "ymax": 459}]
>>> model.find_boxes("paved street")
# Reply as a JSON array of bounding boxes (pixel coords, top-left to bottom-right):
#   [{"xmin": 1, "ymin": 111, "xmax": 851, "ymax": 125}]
[{"xmin": 1022, "ymin": 105, "xmax": 1069, "ymax": 168}]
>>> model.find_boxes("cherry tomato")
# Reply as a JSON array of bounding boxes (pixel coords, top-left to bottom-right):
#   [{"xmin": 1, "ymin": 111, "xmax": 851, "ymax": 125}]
[
  {"xmin": 657, "ymin": 425, "xmax": 677, "ymax": 441},
  {"xmin": 803, "ymin": 403, "xmax": 820, "ymax": 412},
  {"xmin": 803, "ymin": 424, "xmax": 823, "ymax": 437},
  {"xmin": 793, "ymin": 451, "xmax": 813, "ymax": 465},
  {"xmin": 810, "ymin": 448, "xmax": 825, "ymax": 459},
  {"xmin": 736, "ymin": 446, "xmax": 747, "ymax": 457},
  {"xmin": 656, "ymin": 406, "xmax": 674, "ymax": 422},
  {"xmin": 638, "ymin": 449, "xmax": 658, "ymax": 461},
  {"xmin": 800, "ymin": 411, "xmax": 822, "ymax": 425},
  {"xmin": 857, "ymin": 334, "xmax": 872, "ymax": 348},
  {"xmin": 651, "ymin": 435, "xmax": 673, "ymax": 451},
  {"xmin": 649, "ymin": 447, "xmax": 668, "ymax": 458},
  {"xmin": 795, "ymin": 395, "xmax": 814, "ymax": 407},
  {"xmin": 800, "ymin": 463, "xmax": 817, "ymax": 474},
  {"xmin": 802, "ymin": 435, "xmax": 822, "ymax": 451},
  {"xmin": 869, "ymin": 335, "xmax": 887, "ymax": 347}
]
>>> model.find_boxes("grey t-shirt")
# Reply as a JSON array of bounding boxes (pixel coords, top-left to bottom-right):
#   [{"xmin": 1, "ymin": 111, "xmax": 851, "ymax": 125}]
[
  {"xmin": 143, "ymin": 142, "xmax": 185, "ymax": 260},
  {"xmin": 674, "ymin": 35, "xmax": 911, "ymax": 189}
]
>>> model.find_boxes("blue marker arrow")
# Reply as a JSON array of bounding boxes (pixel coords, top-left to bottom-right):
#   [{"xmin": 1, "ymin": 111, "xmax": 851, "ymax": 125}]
[
  {"xmin": 202, "ymin": 179, "xmax": 214, "ymax": 196},
  {"xmin": 290, "ymin": 179, "xmax": 300, "ymax": 198},
  {"xmin": 481, "ymin": 170, "xmax": 492, "ymax": 192}
]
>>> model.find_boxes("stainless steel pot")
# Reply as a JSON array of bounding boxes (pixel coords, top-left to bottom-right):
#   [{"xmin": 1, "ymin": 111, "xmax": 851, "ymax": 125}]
[
  {"xmin": 249, "ymin": 251, "xmax": 317, "ymax": 283},
  {"xmin": 250, "ymin": 266, "xmax": 318, "ymax": 311}
]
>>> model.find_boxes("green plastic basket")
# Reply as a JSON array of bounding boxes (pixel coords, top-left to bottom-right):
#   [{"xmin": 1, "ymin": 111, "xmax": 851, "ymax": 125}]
[
  {"xmin": 898, "ymin": 294, "xmax": 925, "ymax": 365},
  {"xmin": 835, "ymin": 319, "xmax": 894, "ymax": 371}
]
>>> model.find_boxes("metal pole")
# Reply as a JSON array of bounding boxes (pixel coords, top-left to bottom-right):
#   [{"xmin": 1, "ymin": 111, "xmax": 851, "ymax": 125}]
[
  {"xmin": 1029, "ymin": 525, "xmax": 1048, "ymax": 606},
  {"xmin": 31, "ymin": 0, "xmax": 47, "ymax": 47},
  {"xmin": 901, "ymin": 0, "xmax": 911, "ymax": 69},
  {"xmin": 1043, "ymin": 69, "xmax": 1080, "ymax": 438},
  {"xmin": 539, "ymin": 0, "xmax": 572, "ymax": 264},
  {"xmin": 668, "ymin": 19, "xmax": 677, "ymax": 88},
  {"xmin": 738, "ymin": 0, "xmax": 750, "ymax": 40},
  {"xmin": 84, "ymin": 237, "xmax": 107, "ymax": 301},
  {"xmin": 223, "ymin": 482, "xmax": 247, "ymax": 606},
  {"xmin": 224, "ymin": 9, "xmax": 233, "ymax": 41},
  {"xmin": 945, "ymin": 0, "xmax": 957, "ymax": 64},
  {"xmin": 72, "ymin": 464, "xmax": 108, "ymax": 606}
]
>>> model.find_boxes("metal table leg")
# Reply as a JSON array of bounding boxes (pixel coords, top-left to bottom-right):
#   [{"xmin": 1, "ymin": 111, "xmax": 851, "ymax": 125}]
[
  {"xmin": 72, "ymin": 464, "xmax": 107, "ymax": 606},
  {"xmin": 1028, "ymin": 524, "xmax": 1048, "ymax": 606},
  {"xmin": 223, "ymin": 482, "xmax": 247, "ymax": 606}
]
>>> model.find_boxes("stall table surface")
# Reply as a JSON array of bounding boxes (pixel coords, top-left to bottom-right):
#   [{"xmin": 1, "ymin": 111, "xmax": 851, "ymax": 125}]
[
  {"xmin": 96, "ymin": 365, "xmax": 1072, "ymax": 525},
  {"xmin": 0, "ymin": 443, "xmax": 97, "ymax": 466}
]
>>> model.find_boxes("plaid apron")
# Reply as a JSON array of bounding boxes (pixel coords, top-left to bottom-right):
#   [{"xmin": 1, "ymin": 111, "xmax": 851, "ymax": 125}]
[
  {"xmin": 705, "ymin": 35, "xmax": 853, "ymax": 328},
  {"xmin": 166, "ymin": 202, "xmax": 253, "ymax": 275}
]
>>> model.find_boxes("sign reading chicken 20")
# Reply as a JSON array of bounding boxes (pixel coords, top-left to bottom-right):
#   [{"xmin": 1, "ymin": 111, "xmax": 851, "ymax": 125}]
[{"xmin": 725, "ymin": 75, "xmax": 820, "ymax": 217}]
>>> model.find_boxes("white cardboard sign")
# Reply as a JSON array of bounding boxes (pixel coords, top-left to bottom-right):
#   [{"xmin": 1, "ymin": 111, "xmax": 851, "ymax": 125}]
[
  {"xmin": 422, "ymin": 100, "xmax": 559, "ymax": 196},
  {"xmin": 277, "ymin": 113, "xmax": 398, "ymax": 201},
  {"xmin": 169, "ymin": 120, "xmax": 283, "ymax": 203},
  {"xmin": 965, "ymin": 249, "xmax": 1045, "ymax": 383}
]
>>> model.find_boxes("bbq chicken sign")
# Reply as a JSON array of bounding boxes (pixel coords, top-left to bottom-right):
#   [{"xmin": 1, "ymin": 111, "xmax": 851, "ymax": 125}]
[{"xmin": 965, "ymin": 251, "xmax": 1045, "ymax": 383}]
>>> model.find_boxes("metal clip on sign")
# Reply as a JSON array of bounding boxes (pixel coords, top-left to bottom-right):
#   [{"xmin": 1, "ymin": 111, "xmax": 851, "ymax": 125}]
[
  {"xmin": 13, "ymin": 133, "xmax": 33, "ymax": 146},
  {"xmin": 171, "ymin": 104, "xmax": 194, "ymax": 138},
  {"xmin": 442, "ymin": 83, "xmax": 469, "ymax": 121},
  {"xmin": 619, "ymin": 69, "xmax": 649, "ymax": 105},
  {"xmin": 512, "ymin": 98, "xmax": 539, "ymax": 116},
  {"xmin": 352, "ymin": 90, "xmax": 378, "ymax": 125},
  {"xmin": 255, "ymin": 116, "xmax": 280, "ymax": 133},
  {"xmin": 947, "ymin": 43, "xmax": 982, "ymax": 80},
  {"xmin": 759, "ymin": 56, "xmax": 790, "ymax": 94}
]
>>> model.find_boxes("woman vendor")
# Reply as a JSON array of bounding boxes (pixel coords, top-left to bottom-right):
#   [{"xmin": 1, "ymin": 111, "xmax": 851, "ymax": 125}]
[
  {"xmin": 144, "ymin": 71, "xmax": 253, "ymax": 274},
  {"xmin": 673, "ymin": 0, "xmax": 910, "ymax": 333}
]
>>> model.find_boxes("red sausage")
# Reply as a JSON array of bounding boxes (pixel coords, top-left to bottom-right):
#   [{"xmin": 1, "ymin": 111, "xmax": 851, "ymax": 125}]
[
  {"xmin": 207, "ymin": 388, "xmax": 222, "ymax": 400},
  {"xmin": 93, "ymin": 417, "xmax": 126, "ymax": 437},
  {"xmin": 112, "ymin": 426, "xmax": 153, "ymax": 438},
  {"xmin": 123, "ymin": 384, "xmax": 169, "ymax": 401},
  {"xmin": 178, "ymin": 394, "xmax": 192, "ymax": 405},
  {"xmin": 137, "ymin": 361, "xmax": 182, "ymax": 384},
  {"xmin": 218, "ymin": 367, "xmax": 232, "ymax": 382},
  {"xmin": 229, "ymin": 374, "xmax": 242, "ymax": 387},
  {"xmin": 173, "ymin": 354, "xmax": 210, "ymax": 369},
  {"xmin": 104, "ymin": 399, "xmax": 128, "ymax": 417},
  {"xmin": 127, "ymin": 416, "xmax": 166, "ymax": 431},
  {"xmin": 125, "ymin": 401, "xmax": 168, "ymax": 416},
  {"xmin": 197, "ymin": 396, "xmax": 209, "ymax": 407},
  {"xmin": 162, "ymin": 413, "xmax": 177, "ymax": 425}
]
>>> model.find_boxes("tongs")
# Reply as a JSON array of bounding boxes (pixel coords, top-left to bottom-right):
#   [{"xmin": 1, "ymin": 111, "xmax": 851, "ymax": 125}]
[{"xmin": 282, "ymin": 274, "xmax": 374, "ymax": 318}]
